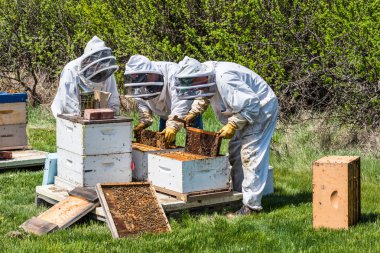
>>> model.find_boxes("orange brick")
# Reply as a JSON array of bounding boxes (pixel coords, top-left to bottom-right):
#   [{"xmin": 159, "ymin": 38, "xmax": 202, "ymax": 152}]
[{"xmin": 312, "ymin": 156, "xmax": 361, "ymax": 229}]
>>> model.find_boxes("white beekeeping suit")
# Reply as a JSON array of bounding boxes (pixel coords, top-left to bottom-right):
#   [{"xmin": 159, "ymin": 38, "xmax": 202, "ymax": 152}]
[
  {"xmin": 51, "ymin": 36, "xmax": 120, "ymax": 117},
  {"xmin": 124, "ymin": 55, "xmax": 193, "ymax": 142},
  {"xmin": 175, "ymin": 57, "xmax": 278, "ymax": 214}
]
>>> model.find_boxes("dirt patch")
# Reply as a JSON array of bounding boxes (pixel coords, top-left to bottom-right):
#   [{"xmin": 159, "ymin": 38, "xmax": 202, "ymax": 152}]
[
  {"xmin": 102, "ymin": 184, "xmax": 170, "ymax": 237},
  {"xmin": 185, "ymin": 127, "xmax": 222, "ymax": 157}
]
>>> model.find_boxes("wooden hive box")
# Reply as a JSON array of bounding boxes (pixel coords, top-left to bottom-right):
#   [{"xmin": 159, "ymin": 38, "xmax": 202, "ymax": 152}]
[{"xmin": 312, "ymin": 156, "xmax": 361, "ymax": 229}]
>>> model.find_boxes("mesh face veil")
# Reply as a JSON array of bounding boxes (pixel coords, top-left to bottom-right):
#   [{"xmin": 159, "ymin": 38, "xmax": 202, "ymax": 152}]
[
  {"xmin": 174, "ymin": 70, "xmax": 216, "ymax": 100},
  {"xmin": 124, "ymin": 71, "xmax": 164, "ymax": 100},
  {"xmin": 78, "ymin": 48, "xmax": 118, "ymax": 84}
]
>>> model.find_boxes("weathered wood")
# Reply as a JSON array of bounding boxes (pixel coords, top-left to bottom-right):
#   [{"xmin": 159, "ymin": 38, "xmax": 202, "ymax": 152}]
[
  {"xmin": 20, "ymin": 217, "xmax": 58, "ymax": 235},
  {"xmin": 0, "ymin": 102, "xmax": 27, "ymax": 125},
  {"xmin": 0, "ymin": 124, "xmax": 27, "ymax": 149},
  {"xmin": 0, "ymin": 149, "xmax": 47, "ymax": 170},
  {"xmin": 21, "ymin": 194, "xmax": 99, "ymax": 235},
  {"xmin": 35, "ymin": 184, "xmax": 245, "ymax": 218},
  {"xmin": 69, "ymin": 187, "xmax": 98, "ymax": 203},
  {"xmin": 154, "ymin": 185, "xmax": 232, "ymax": 202}
]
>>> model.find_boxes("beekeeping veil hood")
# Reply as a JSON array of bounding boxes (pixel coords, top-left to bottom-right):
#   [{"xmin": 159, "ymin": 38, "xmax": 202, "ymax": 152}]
[
  {"xmin": 78, "ymin": 36, "xmax": 118, "ymax": 87},
  {"xmin": 174, "ymin": 56, "xmax": 216, "ymax": 100},
  {"xmin": 124, "ymin": 55, "xmax": 165, "ymax": 101}
]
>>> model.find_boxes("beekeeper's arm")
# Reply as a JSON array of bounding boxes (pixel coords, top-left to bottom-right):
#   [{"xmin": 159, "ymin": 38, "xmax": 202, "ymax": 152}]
[
  {"xmin": 135, "ymin": 99, "xmax": 153, "ymax": 131},
  {"xmin": 218, "ymin": 72, "xmax": 260, "ymax": 138},
  {"xmin": 102, "ymin": 75, "xmax": 120, "ymax": 114},
  {"xmin": 51, "ymin": 68, "xmax": 80, "ymax": 118}
]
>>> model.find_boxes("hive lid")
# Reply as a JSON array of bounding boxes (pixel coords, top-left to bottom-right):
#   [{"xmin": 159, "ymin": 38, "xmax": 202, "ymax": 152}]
[
  {"xmin": 314, "ymin": 156, "xmax": 360, "ymax": 164},
  {"xmin": 57, "ymin": 114, "xmax": 132, "ymax": 124}
]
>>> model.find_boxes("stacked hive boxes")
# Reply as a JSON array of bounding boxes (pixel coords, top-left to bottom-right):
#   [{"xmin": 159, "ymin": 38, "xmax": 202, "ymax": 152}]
[
  {"xmin": 55, "ymin": 115, "xmax": 133, "ymax": 189},
  {"xmin": 0, "ymin": 92, "xmax": 28, "ymax": 150},
  {"xmin": 312, "ymin": 156, "xmax": 361, "ymax": 229}
]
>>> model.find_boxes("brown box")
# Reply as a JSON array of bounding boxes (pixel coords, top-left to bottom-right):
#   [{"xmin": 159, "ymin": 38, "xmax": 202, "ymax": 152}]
[
  {"xmin": 184, "ymin": 127, "xmax": 222, "ymax": 157},
  {"xmin": 0, "ymin": 124, "xmax": 28, "ymax": 150},
  {"xmin": 0, "ymin": 102, "xmax": 27, "ymax": 125},
  {"xmin": 312, "ymin": 156, "xmax": 361, "ymax": 229},
  {"xmin": 83, "ymin": 109, "xmax": 115, "ymax": 120}
]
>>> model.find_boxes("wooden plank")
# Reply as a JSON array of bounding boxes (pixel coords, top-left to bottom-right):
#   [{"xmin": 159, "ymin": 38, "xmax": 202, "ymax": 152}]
[
  {"xmin": 37, "ymin": 196, "xmax": 98, "ymax": 229},
  {"xmin": 96, "ymin": 182, "xmax": 171, "ymax": 238},
  {"xmin": 20, "ymin": 217, "xmax": 59, "ymax": 235},
  {"xmin": 0, "ymin": 149, "xmax": 47, "ymax": 170},
  {"xmin": 69, "ymin": 187, "xmax": 98, "ymax": 202},
  {"xmin": 154, "ymin": 185, "xmax": 232, "ymax": 202},
  {"xmin": 0, "ymin": 102, "xmax": 27, "ymax": 125}
]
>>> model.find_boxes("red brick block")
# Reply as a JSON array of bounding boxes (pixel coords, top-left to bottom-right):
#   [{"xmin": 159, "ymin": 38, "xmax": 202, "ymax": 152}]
[
  {"xmin": 0, "ymin": 151, "xmax": 12, "ymax": 159},
  {"xmin": 84, "ymin": 109, "xmax": 115, "ymax": 120},
  {"xmin": 84, "ymin": 109, "xmax": 101, "ymax": 120}
]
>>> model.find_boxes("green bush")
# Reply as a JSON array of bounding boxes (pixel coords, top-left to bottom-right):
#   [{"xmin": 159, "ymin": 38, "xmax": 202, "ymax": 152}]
[{"xmin": 0, "ymin": 0, "xmax": 379, "ymax": 126}]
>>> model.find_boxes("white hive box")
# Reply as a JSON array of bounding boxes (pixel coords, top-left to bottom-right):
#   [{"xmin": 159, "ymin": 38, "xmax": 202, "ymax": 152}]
[
  {"xmin": 56, "ymin": 116, "xmax": 132, "ymax": 155},
  {"xmin": 55, "ymin": 115, "xmax": 133, "ymax": 189},
  {"xmin": 148, "ymin": 151, "xmax": 230, "ymax": 193},
  {"xmin": 0, "ymin": 124, "xmax": 27, "ymax": 150},
  {"xmin": 132, "ymin": 143, "xmax": 184, "ymax": 181},
  {"xmin": 56, "ymin": 148, "xmax": 132, "ymax": 188}
]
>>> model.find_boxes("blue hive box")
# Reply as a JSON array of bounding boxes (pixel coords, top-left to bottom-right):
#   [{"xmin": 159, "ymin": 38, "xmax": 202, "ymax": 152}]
[{"xmin": 0, "ymin": 92, "xmax": 28, "ymax": 103}]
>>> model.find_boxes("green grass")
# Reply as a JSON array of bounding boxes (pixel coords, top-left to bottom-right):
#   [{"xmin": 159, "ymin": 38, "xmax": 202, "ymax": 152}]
[{"xmin": 0, "ymin": 106, "xmax": 379, "ymax": 253}]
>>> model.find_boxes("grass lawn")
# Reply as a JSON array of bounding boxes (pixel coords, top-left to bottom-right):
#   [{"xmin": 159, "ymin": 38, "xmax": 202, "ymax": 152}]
[{"xmin": 0, "ymin": 106, "xmax": 379, "ymax": 253}]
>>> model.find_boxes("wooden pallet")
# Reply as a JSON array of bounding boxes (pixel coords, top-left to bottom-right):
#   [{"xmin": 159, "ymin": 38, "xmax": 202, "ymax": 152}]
[
  {"xmin": 35, "ymin": 184, "xmax": 243, "ymax": 220},
  {"xmin": 153, "ymin": 185, "xmax": 233, "ymax": 202},
  {"xmin": 0, "ymin": 149, "xmax": 47, "ymax": 170},
  {"xmin": 21, "ymin": 187, "xmax": 99, "ymax": 235}
]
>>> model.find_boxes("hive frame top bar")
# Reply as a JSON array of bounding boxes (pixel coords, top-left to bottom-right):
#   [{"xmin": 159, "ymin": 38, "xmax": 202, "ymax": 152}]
[{"xmin": 57, "ymin": 114, "xmax": 133, "ymax": 124}]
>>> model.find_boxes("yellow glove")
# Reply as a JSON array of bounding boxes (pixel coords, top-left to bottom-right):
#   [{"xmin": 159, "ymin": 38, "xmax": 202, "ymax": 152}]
[
  {"xmin": 133, "ymin": 122, "xmax": 149, "ymax": 132},
  {"xmin": 161, "ymin": 127, "xmax": 178, "ymax": 144},
  {"xmin": 218, "ymin": 122, "xmax": 237, "ymax": 139},
  {"xmin": 183, "ymin": 113, "xmax": 197, "ymax": 125}
]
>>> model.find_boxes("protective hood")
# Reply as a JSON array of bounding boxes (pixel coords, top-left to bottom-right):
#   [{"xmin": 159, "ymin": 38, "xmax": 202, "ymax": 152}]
[
  {"xmin": 174, "ymin": 56, "xmax": 216, "ymax": 100},
  {"xmin": 124, "ymin": 55, "xmax": 164, "ymax": 100},
  {"xmin": 78, "ymin": 36, "xmax": 118, "ymax": 85},
  {"xmin": 124, "ymin": 55, "xmax": 162, "ymax": 75}
]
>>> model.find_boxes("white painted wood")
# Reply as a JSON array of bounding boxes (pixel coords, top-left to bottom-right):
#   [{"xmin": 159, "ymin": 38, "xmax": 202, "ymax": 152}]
[
  {"xmin": 57, "ymin": 148, "xmax": 132, "ymax": 187},
  {"xmin": 0, "ymin": 124, "xmax": 27, "ymax": 149},
  {"xmin": 148, "ymin": 153, "xmax": 230, "ymax": 193},
  {"xmin": 0, "ymin": 102, "xmax": 27, "ymax": 125},
  {"xmin": 132, "ymin": 146, "xmax": 184, "ymax": 181},
  {"xmin": 56, "ymin": 117, "xmax": 132, "ymax": 155}
]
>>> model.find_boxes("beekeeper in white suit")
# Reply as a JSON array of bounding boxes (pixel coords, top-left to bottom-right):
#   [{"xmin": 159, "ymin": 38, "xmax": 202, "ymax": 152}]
[
  {"xmin": 124, "ymin": 55, "xmax": 203, "ymax": 143},
  {"xmin": 175, "ymin": 56, "xmax": 278, "ymax": 215},
  {"xmin": 51, "ymin": 36, "xmax": 120, "ymax": 117}
]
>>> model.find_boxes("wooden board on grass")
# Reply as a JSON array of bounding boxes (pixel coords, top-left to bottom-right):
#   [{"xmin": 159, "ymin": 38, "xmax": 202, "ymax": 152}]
[
  {"xmin": 0, "ymin": 149, "xmax": 47, "ymax": 170},
  {"xmin": 21, "ymin": 187, "xmax": 99, "ymax": 235},
  {"xmin": 96, "ymin": 182, "xmax": 171, "ymax": 238}
]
